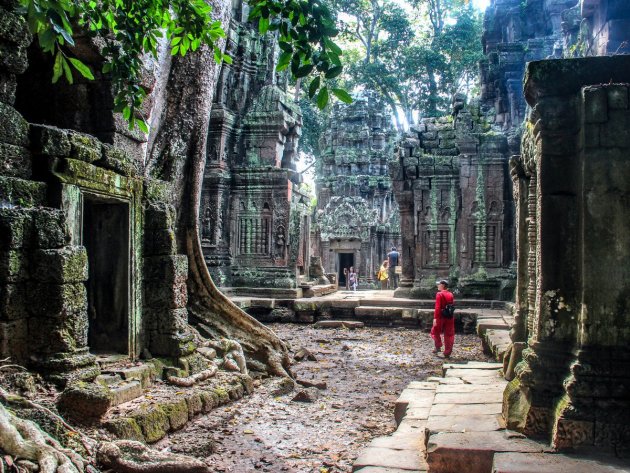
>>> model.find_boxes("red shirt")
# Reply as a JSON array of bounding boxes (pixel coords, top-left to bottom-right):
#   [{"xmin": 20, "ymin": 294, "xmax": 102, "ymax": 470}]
[{"xmin": 434, "ymin": 290, "xmax": 454, "ymax": 319}]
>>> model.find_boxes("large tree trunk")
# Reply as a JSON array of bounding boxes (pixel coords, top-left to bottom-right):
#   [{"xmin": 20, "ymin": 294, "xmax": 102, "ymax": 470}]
[{"xmin": 146, "ymin": 0, "xmax": 291, "ymax": 377}]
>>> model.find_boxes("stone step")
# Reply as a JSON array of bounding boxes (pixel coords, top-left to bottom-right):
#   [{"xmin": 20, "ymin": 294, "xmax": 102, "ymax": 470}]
[
  {"xmin": 302, "ymin": 284, "xmax": 337, "ymax": 298},
  {"xmin": 352, "ymin": 379, "xmax": 438, "ymax": 472},
  {"xmin": 492, "ymin": 452, "xmax": 630, "ymax": 473},
  {"xmin": 102, "ymin": 371, "xmax": 252, "ymax": 444},
  {"xmin": 483, "ymin": 329, "xmax": 512, "ymax": 362},
  {"xmin": 426, "ymin": 430, "xmax": 548, "ymax": 473}
]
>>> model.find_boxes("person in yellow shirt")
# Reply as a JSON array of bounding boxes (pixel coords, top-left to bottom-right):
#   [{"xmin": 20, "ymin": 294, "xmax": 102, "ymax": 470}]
[{"xmin": 377, "ymin": 260, "xmax": 389, "ymax": 289}]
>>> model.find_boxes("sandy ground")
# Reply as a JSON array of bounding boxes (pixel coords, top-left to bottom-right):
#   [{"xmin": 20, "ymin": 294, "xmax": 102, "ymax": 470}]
[{"xmin": 156, "ymin": 324, "xmax": 492, "ymax": 473}]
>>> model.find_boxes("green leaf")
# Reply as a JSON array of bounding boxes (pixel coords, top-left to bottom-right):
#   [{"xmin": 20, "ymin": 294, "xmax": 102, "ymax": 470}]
[
  {"xmin": 52, "ymin": 51, "xmax": 63, "ymax": 83},
  {"xmin": 316, "ymin": 86, "xmax": 329, "ymax": 109},
  {"xmin": 136, "ymin": 119, "xmax": 149, "ymax": 134},
  {"xmin": 258, "ymin": 17, "xmax": 269, "ymax": 34},
  {"xmin": 62, "ymin": 56, "xmax": 73, "ymax": 84},
  {"xmin": 171, "ymin": 45, "xmax": 179, "ymax": 55},
  {"xmin": 68, "ymin": 58, "xmax": 94, "ymax": 80},
  {"xmin": 276, "ymin": 51, "xmax": 292, "ymax": 71},
  {"xmin": 295, "ymin": 63, "xmax": 313, "ymax": 78},
  {"xmin": 308, "ymin": 76, "xmax": 320, "ymax": 99},
  {"xmin": 324, "ymin": 38, "xmax": 342, "ymax": 56},
  {"xmin": 222, "ymin": 54, "xmax": 233, "ymax": 64},
  {"xmin": 332, "ymin": 88, "xmax": 352, "ymax": 104},
  {"xmin": 324, "ymin": 65, "xmax": 342, "ymax": 79}
]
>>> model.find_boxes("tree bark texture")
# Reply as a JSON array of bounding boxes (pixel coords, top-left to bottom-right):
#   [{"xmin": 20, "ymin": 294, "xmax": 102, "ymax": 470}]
[{"xmin": 146, "ymin": 0, "xmax": 291, "ymax": 377}]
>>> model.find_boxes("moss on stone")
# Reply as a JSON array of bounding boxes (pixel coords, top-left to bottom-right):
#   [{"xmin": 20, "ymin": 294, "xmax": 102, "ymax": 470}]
[
  {"xmin": 213, "ymin": 386, "xmax": 230, "ymax": 405},
  {"xmin": 104, "ymin": 418, "xmax": 145, "ymax": 442},
  {"xmin": 132, "ymin": 405, "xmax": 170, "ymax": 443},
  {"xmin": 0, "ymin": 176, "xmax": 46, "ymax": 207},
  {"xmin": 185, "ymin": 392, "xmax": 203, "ymax": 418},
  {"xmin": 162, "ymin": 398, "xmax": 189, "ymax": 430}
]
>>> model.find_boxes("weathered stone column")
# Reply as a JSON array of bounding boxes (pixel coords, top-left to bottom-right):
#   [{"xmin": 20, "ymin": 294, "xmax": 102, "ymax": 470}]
[{"xmin": 505, "ymin": 56, "xmax": 630, "ymax": 451}]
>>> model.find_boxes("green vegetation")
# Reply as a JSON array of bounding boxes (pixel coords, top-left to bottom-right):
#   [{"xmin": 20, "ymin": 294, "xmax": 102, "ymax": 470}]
[{"xmin": 18, "ymin": 0, "xmax": 345, "ymax": 131}]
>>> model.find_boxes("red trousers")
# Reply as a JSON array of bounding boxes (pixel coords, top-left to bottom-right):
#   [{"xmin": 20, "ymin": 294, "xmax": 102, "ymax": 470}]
[{"xmin": 431, "ymin": 317, "xmax": 455, "ymax": 356}]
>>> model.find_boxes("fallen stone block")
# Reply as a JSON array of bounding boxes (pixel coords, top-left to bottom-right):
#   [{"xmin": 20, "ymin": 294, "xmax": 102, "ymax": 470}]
[
  {"xmin": 314, "ymin": 320, "xmax": 365, "ymax": 329},
  {"xmin": 426, "ymin": 430, "xmax": 547, "ymax": 473}
]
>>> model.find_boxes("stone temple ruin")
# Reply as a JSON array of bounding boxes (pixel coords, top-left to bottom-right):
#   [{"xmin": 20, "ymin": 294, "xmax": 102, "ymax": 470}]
[
  {"xmin": 200, "ymin": 25, "xmax": 312, "ymax": 297},
  {"xmin": 312, "ymin": 92, "xmax": 400, "ymax": 288},
  {"xmin": 2, "ymin": 0, "xmax": 630, "ymax": 469}
]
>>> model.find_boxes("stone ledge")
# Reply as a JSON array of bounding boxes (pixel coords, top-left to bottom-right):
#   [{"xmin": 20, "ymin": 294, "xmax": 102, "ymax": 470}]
[{"xmin": 492, "ymin": 452, "xmax": 630, "ymax": 473}]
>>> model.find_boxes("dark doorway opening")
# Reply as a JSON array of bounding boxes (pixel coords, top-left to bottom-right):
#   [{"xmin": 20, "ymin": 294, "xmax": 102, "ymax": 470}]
[
  {"xmin": 338, "ymin": 253, "xmax": 354, "ymax": 288},
  {"xmin": 83, "ymin": 196, "xmax": 130, "ymax": 354}
]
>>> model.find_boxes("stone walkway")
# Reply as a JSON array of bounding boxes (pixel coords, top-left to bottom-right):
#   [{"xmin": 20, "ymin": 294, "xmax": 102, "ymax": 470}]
[{"xmin": 352, "ymin": 361, "xmax": 630, "ymax": 473}]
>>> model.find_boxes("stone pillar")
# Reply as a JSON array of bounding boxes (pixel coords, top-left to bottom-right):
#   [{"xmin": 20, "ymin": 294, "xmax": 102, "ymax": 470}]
[
  {"xmin": 398, "ymin": 201, "xmax": 415, "ymax": 289},
  {"xmin": 505, "ymin": 56, "xmax": 630, "ymax": 451}
]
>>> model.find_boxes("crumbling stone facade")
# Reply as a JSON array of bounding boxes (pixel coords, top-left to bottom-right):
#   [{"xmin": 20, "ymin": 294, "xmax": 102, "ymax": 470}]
[
  {"xmin": 0, "ymin": 5, "xmax": 194, "ymax": 383},
  {"xmin": 200, "ymin": 18, "xmax": 310, "ymax": 296},
  {"xmin": 312, "ymin": 93, "xmax": 399, "ymax": 287},
  {"xmin": 391, "ymin": 98, "xmax": 515, "ymax": 299},
  {"xmin": 505, "ymin": 55, "xmax": 630, "ymax": 452}
]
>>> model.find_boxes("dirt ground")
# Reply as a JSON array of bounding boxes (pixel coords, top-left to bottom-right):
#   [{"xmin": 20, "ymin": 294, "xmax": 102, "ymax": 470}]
[{"xmin": 156, "ymin": 324, "xmax": 492, "ymax": 473}]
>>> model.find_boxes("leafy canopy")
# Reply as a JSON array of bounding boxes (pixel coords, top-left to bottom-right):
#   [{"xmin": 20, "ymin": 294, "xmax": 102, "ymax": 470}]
[{"xmin": 19, "ymin": 0, "xmax": 346, "ymax": 131}]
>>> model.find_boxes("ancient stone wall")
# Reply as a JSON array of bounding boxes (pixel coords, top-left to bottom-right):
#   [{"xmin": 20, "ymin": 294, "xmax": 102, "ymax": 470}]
[
  {"xmin": 504, "ymin": 56, "xmax": 630, "ymax": 452},
  {"xmin": 313, "ymin": 93, "xmax": 399, "ymax": 288},
  {"xmin": 0, "ymin": 4, "xmax": 194, "ymax": 383},
  {"xmin": 391, "ymin": 97, "xmax": 515, "ymax": 299},
  {"xmin": 200, "ymin": 16, "xmax": 310, "ymax": 295}
]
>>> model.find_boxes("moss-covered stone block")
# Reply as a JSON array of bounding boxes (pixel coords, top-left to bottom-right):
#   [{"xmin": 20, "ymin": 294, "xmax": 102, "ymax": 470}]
[
  {"xmin": 32, "ymin": 247, "xmax": 88, "ymax": 283},
  {"xmin": 32, "ymin": 208, "xmax": 68, "ymax": 248},
  {"xmin": 0, "ymin": 318, "xmax": 27, "ymax": 360},
  {"xmin": 143, "ymin": 203, "xmax": 177, "ymax": 256},
  {"xmin": 0, "ymin": 249, "xmax": 28, "ymax": 282},
  {"xmin": 103, "ymin": 418, "xmax": 145, "ymax": 442},
  {"xmin": 27, "ymin": 282, "xmax": 87, "ymax": 318},
  {"xmin": 0, "ymin": 142, "xmax": 31, "ymax": 178},
  {"xmin": 68, "ymin": 131, "xmax": 101, "ymax": 163},
  {"xmin": 57, "ymin": 381, "xmax": 113, "ymax": 420},
  {"xmin": 0, "ymin": 283, "xmax": 27, "ymax": 320},
  {"xmin": 162, "ymin": 398, "xmax": 189, "ymax": 430},
  {"xmin": 99, "ymin": 144, "xmax": 140, "ymax": 177},
  {"xmin": 29, "ymin": 124, "xmax": 71, "ymax": 157},
  {"xmin": 0, "ymin": 72, "xmax": 16, "ymax": 106},
  {"xmin": 0, "ymin": 102, "xmax": 28, "ymax": 147},
  {"xmin": 213, "ymin": 386, "xmax": 230, "ymax": 405},
  {"xmin": 185, "ymin": 392, "xmax": 203, "ymax": 418},
  {"xmin": 0, "ymin": 208, "xmax": 32, "ymax": 248},
  {"xmin": 0, "ymin": 176, "xmax": 46, "ymax": 207},
  {"xmin": 198, "ymin": 390, "xmax": 218, "ymax": 413},
  {"xmin": 143, "ymin": 278, "xmax": 188, "ymax": 309},
  {"xmin": 0, "ymin": 6, "xmax": 30, "ymax": 45},
  {"xmin": 132, "ymin": 405, "xmax": 170, "ymax": 443},
  {"xmin": 29, "ymin": 314, "xmax": 88, "ymax": 354},
  {"xmin": 143, "ymin": 255, "xmax": 188, "ymax": 283}
]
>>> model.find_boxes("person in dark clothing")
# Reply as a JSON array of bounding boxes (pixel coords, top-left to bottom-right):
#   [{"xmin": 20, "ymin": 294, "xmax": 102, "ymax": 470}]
[
  {"xmin": 431, "ymin": 279, "xmax": 455, "ymax": 358},
  {"xmin": 387, "ymin": 247, "xmax": 400, "ymax": 289}
]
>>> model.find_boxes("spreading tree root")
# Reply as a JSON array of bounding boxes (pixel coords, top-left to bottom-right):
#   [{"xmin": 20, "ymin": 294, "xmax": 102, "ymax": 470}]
[
  {"xmin": 0, "ymin": 402, "xmax": 85, "ymax": 473},
  {"xmin": 96, "ymin": 440, "xmax": 210, "ymax": 473},
  {"xmin": 165, "ymin": 366, "xmax": 217, "ymax": 387}
]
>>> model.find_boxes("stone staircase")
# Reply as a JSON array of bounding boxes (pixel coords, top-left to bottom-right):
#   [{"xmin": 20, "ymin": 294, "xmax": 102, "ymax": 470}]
[{"xmin": 352, "ymin": 362, "xmax": 630, "ymax": 472}]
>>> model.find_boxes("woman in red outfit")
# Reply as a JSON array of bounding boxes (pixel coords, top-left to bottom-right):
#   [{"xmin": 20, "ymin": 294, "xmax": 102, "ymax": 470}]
[{"xmin": 431, "ymin": 279, "xmax": 455, "ymax": 358}]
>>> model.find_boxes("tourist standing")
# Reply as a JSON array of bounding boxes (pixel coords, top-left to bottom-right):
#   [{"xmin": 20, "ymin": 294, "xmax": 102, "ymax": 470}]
[
  {"xmin": 377, "ymin": 260, "xmax": 389, "ymax": 290},
  {"xmin": 387, "ymin": 247, "xmax": 400, "ymax": 289},
  {"xmin": 348, "ymin": 266, "xmax": 358, "ymax": 291},
  {"xmin": 431, "ymin": 280, "xmax": 455, "ymax": 358}
]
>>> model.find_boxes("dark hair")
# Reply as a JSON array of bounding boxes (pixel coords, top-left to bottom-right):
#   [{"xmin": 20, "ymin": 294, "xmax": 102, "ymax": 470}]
[
  {"xmin": 391, "ymin": 247, "xmax": 396, "ymax": 251},
  {"xmin": 437, "ymin": 279, "xmax": 449, "ymax": 288}
]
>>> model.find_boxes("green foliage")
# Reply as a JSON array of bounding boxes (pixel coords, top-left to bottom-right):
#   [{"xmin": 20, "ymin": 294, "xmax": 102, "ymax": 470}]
[
  {"xmin": 334, "ymin": 0, "xmax": 483, "ymax": 126},
  {"xmin": 19, "ymin": 0, "xmax": 347, "ymax": 131},
  {"xmin": 248, "ymin": 0, "xmax": 349, "ymax": 109}
]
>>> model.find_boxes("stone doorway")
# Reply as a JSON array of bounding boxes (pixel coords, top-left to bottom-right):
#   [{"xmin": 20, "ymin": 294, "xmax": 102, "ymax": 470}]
[
  {"xmin": 83, "ymin": 195, "xmax": 130, "ymax": 355},
  {"xmin": 338, "ymin": 253, "xmax": 354, "ymax": 288}
]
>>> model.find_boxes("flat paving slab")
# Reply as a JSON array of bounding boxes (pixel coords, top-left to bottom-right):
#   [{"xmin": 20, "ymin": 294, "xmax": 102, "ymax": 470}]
[
  {"xmin": 430, "ymin": 402, "xmax": 504, "ymax": 416},
  {"xmin": 493, "ymin": 452, "xmax": 630, "ymax": 473},
  {"xmin": 352, "ymin": 446, "xmax": 428, "ymax": 472},
  {"xmin": 433, "ymin": 391, "xmax": 504, "ymax": 404},
  {"xmin": 368, "ymin": 432, "xmax": 425, "ymax": 451},
  {"xmin": 445, "ymin": 368, "xmax": 504, "ymax": 378},
  {"xmin": 354, "ymin": 467, "xmax": 424, "ymax": 473},
  {"xmin": 427, "ymin": 413, "xmax": 505, "ymax": 433}
]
